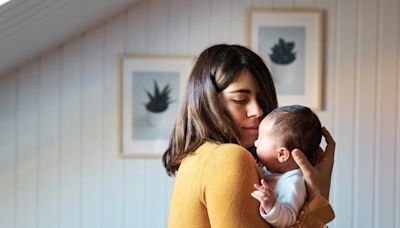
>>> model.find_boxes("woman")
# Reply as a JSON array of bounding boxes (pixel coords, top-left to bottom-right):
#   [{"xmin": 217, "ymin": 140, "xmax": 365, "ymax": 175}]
[{"xmin": 162, "ymin": 44, "xmax": 335, "ymax": 227}]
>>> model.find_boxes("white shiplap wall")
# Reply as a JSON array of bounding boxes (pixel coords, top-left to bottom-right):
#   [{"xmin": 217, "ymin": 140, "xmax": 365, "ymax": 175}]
[{"xmin": 0, "ymin": 0, "xmax": 399, "ymax": 227}]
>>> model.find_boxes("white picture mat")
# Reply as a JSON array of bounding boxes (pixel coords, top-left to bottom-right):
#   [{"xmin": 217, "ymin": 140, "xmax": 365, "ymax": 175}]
[
  {"xmin": 120, "ymin": 56, "xmax": 193, "ymax": 158},
  {"xmin": 248, "ymin": 9, "xmax": 323, "ymax": 110}
]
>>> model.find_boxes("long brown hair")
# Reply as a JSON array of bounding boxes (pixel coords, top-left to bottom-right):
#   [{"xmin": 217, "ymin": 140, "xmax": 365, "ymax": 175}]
[{"xmin": 162, "ymin": 44, "xmax": 278, "ymax": 176}]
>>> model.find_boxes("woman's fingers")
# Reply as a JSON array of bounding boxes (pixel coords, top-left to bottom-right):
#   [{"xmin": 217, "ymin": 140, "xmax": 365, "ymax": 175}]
[
  {"xmin": 315, "ymin": 127, "xmax": 336, "ymax": 199},
  {"xmin": 292, "ymin": 149, "xmax": 320, "ymax": 200},
  {"xmin": 320, "ymin": 127, "xmax": 336, "ymax": 166},
  {"xmin": 313, "ymin": 127, "xmax": 335, "ymax": 166},
  {"xmin": 292, "ymin": 149, "xmax": 314, "ymax": 176},
  {"xmin": 293, "ymin": 127, "xmax": 336, "ymax": 200}
]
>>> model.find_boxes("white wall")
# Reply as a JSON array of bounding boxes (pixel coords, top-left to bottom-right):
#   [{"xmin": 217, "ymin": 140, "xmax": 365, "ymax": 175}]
[{"xmin": 0, "ymin": 0, "xmax": 399, "ymax": 227}]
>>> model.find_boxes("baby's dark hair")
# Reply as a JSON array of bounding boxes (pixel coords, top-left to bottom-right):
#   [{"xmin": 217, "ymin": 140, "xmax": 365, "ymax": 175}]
[{"xmin": 267, "ymin": 105, "xmax": 322, "ymax": 162}]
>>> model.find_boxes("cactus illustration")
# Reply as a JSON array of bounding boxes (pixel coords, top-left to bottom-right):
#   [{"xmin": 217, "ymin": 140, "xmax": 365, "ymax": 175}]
[
  {"xmin": 145, "ymin": 80, "xmax": 174, "ymax": 113},
  {"xmin": 269, "ymin": 38, "xmax": 296, "ymax": 65}
]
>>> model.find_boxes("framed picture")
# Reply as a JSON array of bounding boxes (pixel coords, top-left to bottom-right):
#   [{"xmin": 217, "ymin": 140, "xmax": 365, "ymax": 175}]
[
  {"xmin": 118, "ymin": 55, "xmax": 193, "ymax": 158},
  {"xmin": 246, "ymin": 8, "xmax": 323, "ymax": 110}
]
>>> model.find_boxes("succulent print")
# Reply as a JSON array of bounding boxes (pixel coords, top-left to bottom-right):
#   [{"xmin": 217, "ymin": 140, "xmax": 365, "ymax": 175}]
[
  {"xmin": 269, "ymin": 38, "xmax": 296, "ymax": 65},
  {"xmin": 145, "ymin": 80, "xmax": 174, "ymax": 113}
]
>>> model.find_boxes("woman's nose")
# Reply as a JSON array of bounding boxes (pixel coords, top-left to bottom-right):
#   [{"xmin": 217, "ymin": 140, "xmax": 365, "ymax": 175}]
[{"xmin": 248, "ymin": 100, "xmax": 263, "ymax": 118}]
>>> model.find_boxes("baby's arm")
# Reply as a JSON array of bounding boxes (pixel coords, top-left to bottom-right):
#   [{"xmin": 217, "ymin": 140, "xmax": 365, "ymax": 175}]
[
  {"xmin": 260, "ymin": 197, "xmax": 299, "ymax": 227},
  {"xmin": 252, "ymin": 172, "xmax": 307, "ymax": 227}
]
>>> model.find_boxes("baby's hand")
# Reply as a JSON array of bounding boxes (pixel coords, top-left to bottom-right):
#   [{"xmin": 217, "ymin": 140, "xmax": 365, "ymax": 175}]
[{"xmin": 251, "ymin": 179, "xmax": 276, "ymax": 213}]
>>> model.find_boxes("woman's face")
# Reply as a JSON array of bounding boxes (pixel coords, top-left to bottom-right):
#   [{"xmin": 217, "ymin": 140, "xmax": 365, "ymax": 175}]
[{"xmin": 219, "ymin": 71, "xmax": 264, "ymax": 148}]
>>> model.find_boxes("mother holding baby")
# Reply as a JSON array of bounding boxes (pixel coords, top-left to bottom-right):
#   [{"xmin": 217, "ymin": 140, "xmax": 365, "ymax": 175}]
[{"xmin": 162, "ymin": 44, "xmax": 335, "ymax": 228}]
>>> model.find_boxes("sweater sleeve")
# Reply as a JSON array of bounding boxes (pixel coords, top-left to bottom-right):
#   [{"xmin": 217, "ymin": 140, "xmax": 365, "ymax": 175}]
[
  {"xmin": 294, "ymin": 194, "xmax": 335, "ymax": 228},
  {"xmin": 202, "ymin": 144, "xmax": 269, "ymax": 228}
]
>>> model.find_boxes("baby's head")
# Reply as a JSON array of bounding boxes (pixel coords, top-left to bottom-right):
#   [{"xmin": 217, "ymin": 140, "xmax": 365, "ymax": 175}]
[{"xmin": 254, "ymin": 105, "xmax": 322, "ymax": 173}]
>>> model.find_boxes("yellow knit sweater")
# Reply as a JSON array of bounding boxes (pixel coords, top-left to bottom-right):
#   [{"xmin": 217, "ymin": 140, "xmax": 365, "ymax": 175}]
[{"xmin": 167, "ymin": 143, "xmax": 334, "ymax": 228}]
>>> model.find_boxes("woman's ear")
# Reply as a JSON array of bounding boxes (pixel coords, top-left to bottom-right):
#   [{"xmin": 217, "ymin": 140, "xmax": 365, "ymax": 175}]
[{"xmin": 277, "ymin": 147, "xmax": 291, "ymax": 163}]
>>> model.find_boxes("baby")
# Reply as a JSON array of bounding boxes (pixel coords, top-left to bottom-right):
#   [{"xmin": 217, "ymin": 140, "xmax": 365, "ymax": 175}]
[{"xmin": 251, "ymin": 105, "xmax": 322, "ymax": 227}]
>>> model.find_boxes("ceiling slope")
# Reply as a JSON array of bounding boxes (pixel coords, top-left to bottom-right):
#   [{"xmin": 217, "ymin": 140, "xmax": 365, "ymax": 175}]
[{"xmin": 0, "ymin": 0, "xmax": 143, "ymax": 76}]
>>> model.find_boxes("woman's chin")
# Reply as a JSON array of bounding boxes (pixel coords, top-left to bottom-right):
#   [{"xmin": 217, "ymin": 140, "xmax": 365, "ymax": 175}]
[{"xmin": 240, "ymin": 137, "xmax": 257, "ymax": 148}]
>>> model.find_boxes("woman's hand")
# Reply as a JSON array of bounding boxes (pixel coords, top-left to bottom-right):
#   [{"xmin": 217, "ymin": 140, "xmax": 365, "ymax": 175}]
[{"xmin": 292, "ymin": 127, "xmax": 336, "ymax": 200}]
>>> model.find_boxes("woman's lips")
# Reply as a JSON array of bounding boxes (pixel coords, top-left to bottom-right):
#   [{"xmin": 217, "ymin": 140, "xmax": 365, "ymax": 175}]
[{"xmin": 243, "ymin": 125, "xmax": 259, "ymax": 131}]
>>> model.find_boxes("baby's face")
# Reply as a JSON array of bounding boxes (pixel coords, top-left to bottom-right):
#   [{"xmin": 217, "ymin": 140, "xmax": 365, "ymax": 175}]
[{"xmin": 254, "ymin": 117, "xmax": 282, "ymax": 171}]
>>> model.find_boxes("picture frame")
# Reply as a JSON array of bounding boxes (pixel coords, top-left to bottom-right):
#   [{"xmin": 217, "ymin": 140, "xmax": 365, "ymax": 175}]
[
  {"xmin": 245, "ymin": 8, "xmax": 324, "ymax": 110},
  {"xmin": 118, "ymin": 55, "xmax": 193, "ymax": 158}
]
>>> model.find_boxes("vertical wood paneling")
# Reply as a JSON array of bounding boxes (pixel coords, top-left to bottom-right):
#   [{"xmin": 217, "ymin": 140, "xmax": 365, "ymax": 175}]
[
  {"xmin": 81, "ymin": 27, "xmax": 104, "ymax": 228},
  {"xmin": 314, "ymin": 5, "xmax": 337, "ymax": 226},
  {"xmin": 124, "ymin": 160, "xmax": 145, "ymax": 228},
  {"xmin": 123, "ymin": 3, "xmax": 147, "ymax": 227},
  {"xmin": 210, "ymin": 0, "xmax": 232, "ymax": 44},
  {"xmin": 252, "ymin": 0, "xmax": 273, "ymax": 8},
  {"xmin": 2, "ymin": 1, "xmax": 400, "ymax": 228},
  {"xmin": 295, "ymin": 0, "xmax": 316, "ymax": 8},
  {"xmin": 333, "ymin": 0, "xmax": 357, "ymax": 227},
  {"xmin": 123, "ymin": 3, "xmax": 146, "ymax": 225},
  {"xmin": 126, "ymin": 1, "xmax": 147, "ymax": 55},
  {"xmin": 168, "ymin": 0, "xmax": 189, "ymax": 54},
  {"xmin": 272, "ymin": 0, "xmax": 294, "ymax": 8},
  {"xmin": 144, "ymin": 160, "xmax": 168, "ymax": 227},
  {"xmin": 310, "ymin": 1, "xmax": 334, "ymax": 155},
  {"xmin": 314, "ymin": 3, "xmax": 337, "ymax": 227},
  {"xmin": 0, "ymin": 74, "xmax": 16, "ymax": 228},
  {"xmin": 37, "ymin": 50, "xmax": 61, "ymax": 228},
  {"xmin": 315, "ymin": 0, "xmax": 336, "ymax": 129},
  {"xmin": 165, "ymin": 173, "xmax": 174, "ymax": 222},
  {"xmin": 60, "ymin": 39, "xmax": 82, "ymax": 228},
  {"xmin": 397, "ymin": 18, "xmax": 400, "ymax": 227},
  {"xmin": 353, "ymin": 1, "xmax": 378, "ymax": 227},
  {"xmin": 147, "ymin": 0, "xmax": 168, "ymax": 55},
  {"xmin": 15, "ymin": 63, "xmax": 39, "ymax": 228},
  {"xmin": 375, "ymin": 0, "xmax": 399, "ymax": 227},
  {"xmin": 231, "ymin": 0, "xmax": 252, "ymax": 45},
  {"xmin": 101, "ymin": 14, "xmax": 125, "ymax": 228},
  {"xmin": 188, "ymin": 0, "xmax": 210, "ymax": 55},
  {"xmin": 165, "ymin": 172, "xmax": 174, "ymax": 224}
]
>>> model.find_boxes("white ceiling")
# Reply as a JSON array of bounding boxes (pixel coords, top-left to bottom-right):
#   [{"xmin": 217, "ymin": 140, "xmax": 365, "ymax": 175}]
[{"xmin": 0, "ymin": 0, "xmax": 143, "ymax": 76}]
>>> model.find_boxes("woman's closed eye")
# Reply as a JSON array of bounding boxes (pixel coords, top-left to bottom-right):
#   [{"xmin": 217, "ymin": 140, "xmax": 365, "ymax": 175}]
[
  {"xmin": 232, "ymin": 98, "xmax": 248, "ymax": 104},
  {"xmin": 230, "ymin": 94, "xmax": 249, "ymax": 104}
]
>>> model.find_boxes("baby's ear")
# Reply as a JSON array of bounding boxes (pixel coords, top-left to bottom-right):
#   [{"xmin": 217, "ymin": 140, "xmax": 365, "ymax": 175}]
[{"xmin": 277, "ymin": 147, "xmax": 291, "ymax": 163}]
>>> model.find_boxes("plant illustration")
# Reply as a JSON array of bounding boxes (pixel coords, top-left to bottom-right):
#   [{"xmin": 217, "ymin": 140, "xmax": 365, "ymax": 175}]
[
  {"xmin": 145, "ymin": 80, "xmax": 174, "ymax": 113},
  {"xmin": 269, "ymin": 38, "xmax": 296, "ymax": 65}
]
